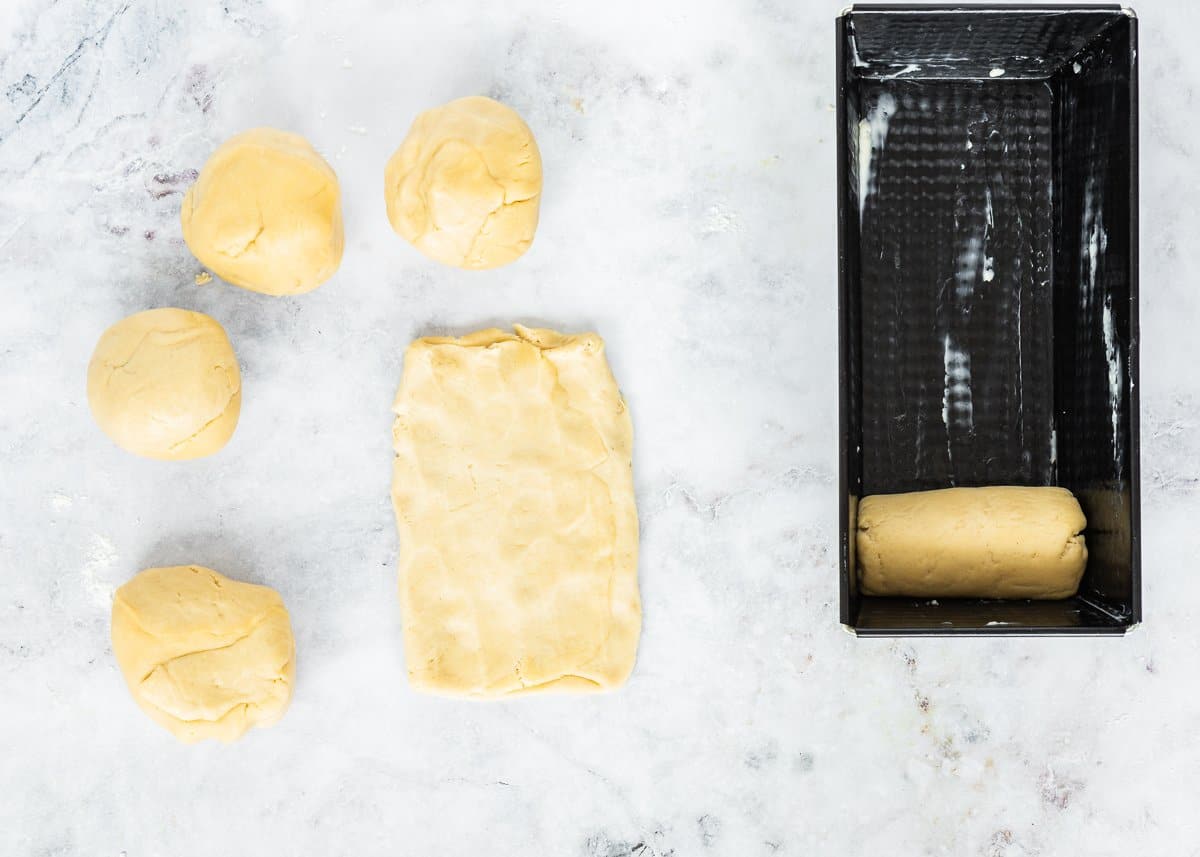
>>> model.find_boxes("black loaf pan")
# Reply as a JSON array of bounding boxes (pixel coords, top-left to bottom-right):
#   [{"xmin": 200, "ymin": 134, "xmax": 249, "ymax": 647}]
[{"xmin": 837, "ymin": 5, "xmax": 1140, "ymax": 635}]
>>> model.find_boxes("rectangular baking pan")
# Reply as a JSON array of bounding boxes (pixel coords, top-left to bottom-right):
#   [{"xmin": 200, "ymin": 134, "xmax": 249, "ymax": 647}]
[{"xmin": 837, "ymin": 5, "xmax": 1140, "ymax": 635}]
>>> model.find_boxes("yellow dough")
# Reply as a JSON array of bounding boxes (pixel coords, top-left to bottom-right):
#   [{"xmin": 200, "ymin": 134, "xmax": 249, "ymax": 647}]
[
  {"xmin": 181, "ymin": 128, "xmax": 343, "ymax": 295},
  {"xmin": 86, "ymin": 308, "xmax": 241, "ymax": 460},
  {"xmin": 110, "ymin": 565, "xmax": 295, "ymax": 744},
  {"xmin": 384, "ymin": 96, "xmax": 542, "ymax": 269},
  {"xmin": 391, "ymin": 325, "xmax": 639, "ymax": 696},
  {"xmin": 857, "ymin": 486, "xmax": 1088, "ymax": 599}
]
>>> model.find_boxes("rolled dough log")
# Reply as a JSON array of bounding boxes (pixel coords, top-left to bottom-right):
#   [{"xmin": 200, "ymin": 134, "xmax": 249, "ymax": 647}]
[{"xmin": 856, "ymin": 486, "xmax": 1087, "ymax": 599}]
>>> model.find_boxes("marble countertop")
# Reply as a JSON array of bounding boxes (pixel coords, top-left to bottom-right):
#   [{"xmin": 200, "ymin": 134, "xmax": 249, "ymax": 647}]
[{"xmin": 3, "ymin": 0, "xmax": 1198, "ymax": 853}]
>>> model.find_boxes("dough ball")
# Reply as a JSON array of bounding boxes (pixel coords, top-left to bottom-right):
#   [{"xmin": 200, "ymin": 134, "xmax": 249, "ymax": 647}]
[
  {"xmin": 86, "ymin": 308, "xmax": 241, "ymax": 460},
  {"xmin": 111, "ymin": 565, "xmax": 295, "ymax": 743},
  {"xmin": 384, "ymin": 96, "xmax": 542, "ymax": 269},
  {"xmin": 181, "ymin": 128, "xmax": 343, "ymax": 295},
  {"xmin": 856, "ymin": 486, "xmax": 1087, "ymax": 599}
]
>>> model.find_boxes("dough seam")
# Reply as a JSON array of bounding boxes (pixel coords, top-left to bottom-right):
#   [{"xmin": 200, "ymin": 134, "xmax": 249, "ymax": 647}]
[
  {"xmin": 167, "ymin": 390, "xmax": 239, "ymax": 452},
  {"xmin": 220, "ymin": 223, "xmax": 265, "ymax": 259},
  {"xmin": 511, "ymin": 670, "xmax": 602, "ymax": 693},
  {"xmin": 105, "ymin": 327, "xmax": 207, "ymax": 373},
  {"xmin": 143, "ymin": 698, "xmax": 252, "ymax": 730},
  {"xmin": 143, "ymin": 618, "xmax": 276, "ymax": 685},
  {"xmin": 120, "ymin": 608, "xmax": 274, "ymax": 685}
]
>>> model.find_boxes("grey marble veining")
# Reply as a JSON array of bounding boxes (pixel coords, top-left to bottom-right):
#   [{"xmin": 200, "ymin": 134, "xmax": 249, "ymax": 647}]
[{"xmin": 1, "ymin": 0, "xmax": 1198, "ymax": 853}]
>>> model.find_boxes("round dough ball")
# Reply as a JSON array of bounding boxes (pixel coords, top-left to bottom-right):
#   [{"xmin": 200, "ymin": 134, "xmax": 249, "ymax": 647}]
[
  {"xmin": 111, "ymin": 565, "xmax": 296, "ymax": 744},
  {"xmin": 86, "ymin": 308, "xmax": 241, "ymax": 460},
  {"xmin": 384, "ymin": 96, "xmax": 542, "ymax": 269},
  {"xmin": 181, "ymin": 128, "xmax": 343, "ymax": 295}
]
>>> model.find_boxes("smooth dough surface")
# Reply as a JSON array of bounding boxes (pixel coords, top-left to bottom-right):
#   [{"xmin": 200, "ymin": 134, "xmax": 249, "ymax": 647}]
[
  {"xmin": 384, "ymin": 96, "xmax": 542, "ymax": 269},
  {"xmin": 111, "ymin": 565, "xmax": 295, "ymax": 743},
  {"xmin": 86, "ymin": 308, "xmax": 241, "ymax": 460},
  {"xmin": 857, "ymin": 486, "xmax": 1087, "ymax": 599},
  {"xmin": 391, "ymin": 325, "xmax": 639, "ymax": 696},
  {"xmin": 181, "ymin": 127, "xmax": 343, "ymax": 295}
]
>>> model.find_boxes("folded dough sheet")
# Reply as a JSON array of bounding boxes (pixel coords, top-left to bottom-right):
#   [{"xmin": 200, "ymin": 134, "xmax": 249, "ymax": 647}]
[{"xmin": 391, "ymin": 325, "xmax": 640, "ymax": 696}]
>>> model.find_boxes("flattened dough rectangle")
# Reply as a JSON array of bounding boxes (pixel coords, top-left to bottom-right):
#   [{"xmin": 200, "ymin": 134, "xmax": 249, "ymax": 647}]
[{"xmin": 391, "ymin": 325, "xmax": 640, "ymax": 696}]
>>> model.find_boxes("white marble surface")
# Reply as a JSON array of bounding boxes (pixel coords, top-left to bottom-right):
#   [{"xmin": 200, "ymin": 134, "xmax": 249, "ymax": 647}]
[{"xmin": 2, "ymin": 0, "xmax": 1199, "ymax": 853}]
